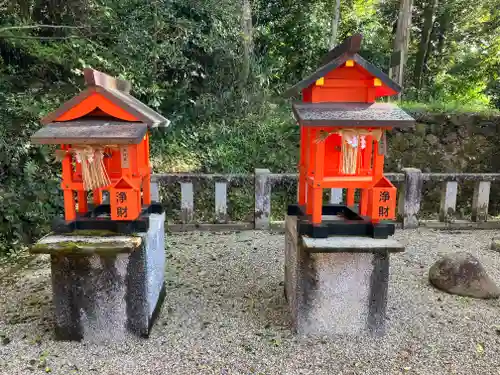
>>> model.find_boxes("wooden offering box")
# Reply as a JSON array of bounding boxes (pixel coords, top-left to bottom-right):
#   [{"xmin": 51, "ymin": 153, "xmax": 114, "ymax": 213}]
[
  {"xmin": 284, "ymin": 34, "xmax": 415, "ymax": 239},
  {"xmin": 31, "ymin": 68, "xmax": 170, "ymax": 234}
]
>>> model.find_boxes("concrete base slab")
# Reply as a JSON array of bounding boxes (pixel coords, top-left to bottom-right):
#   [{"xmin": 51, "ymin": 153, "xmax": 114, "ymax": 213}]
[
  {"xmin": 31, "ymin": 212, "xmax": 166, "ymax": 342},
  {"xmin": 284, "ymin": 215, "xmax": 404, "ymax": 337}
]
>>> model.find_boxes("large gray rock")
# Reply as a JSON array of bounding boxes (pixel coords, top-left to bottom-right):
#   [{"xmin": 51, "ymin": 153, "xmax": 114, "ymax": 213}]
[
  {"xmin": 429, "ymin": 252, "xmax": 500, "ymax": 299},
  {"xmin": 490, "ymin": 238, "xmax": 500, "ymax": 252}
]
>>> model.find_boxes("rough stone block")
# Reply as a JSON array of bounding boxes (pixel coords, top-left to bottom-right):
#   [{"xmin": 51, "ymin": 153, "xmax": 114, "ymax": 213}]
[
  {"xmin": 31, "ymin": 212, "xmax": 166, "ymax": 342},
  {"xmin": 284, "ymin": 215, "xmax": 403, "ymax": 337},
  {"xmin": 491, "ymin": 238, "xmax": 500, "ymax": 252},
  {"xmin": 429, "ymin": 251, "xmax": 500, "ymax": 299}
]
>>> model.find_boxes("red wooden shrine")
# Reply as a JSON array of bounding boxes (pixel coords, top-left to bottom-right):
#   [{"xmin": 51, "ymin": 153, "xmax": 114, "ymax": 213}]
[
  {"xmin": 284, "ymin": 34, "xmax": 415, "ymax": 228},
  {"xmin": 31, "ymin": 68, "xmax": 170, "ymax": 227}
]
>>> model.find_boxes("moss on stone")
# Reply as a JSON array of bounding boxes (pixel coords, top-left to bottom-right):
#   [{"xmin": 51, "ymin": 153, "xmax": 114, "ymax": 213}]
[
  {"xmin": 30, "ymin": 237, "xmax": 142, "ymax": 256},
  {"xmin": 66, "ymin": 230, "xmax": 122, "ymax": 237}
]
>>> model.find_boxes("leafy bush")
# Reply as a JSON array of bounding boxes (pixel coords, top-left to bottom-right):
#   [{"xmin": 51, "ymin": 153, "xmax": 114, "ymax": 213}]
[{"xmin": 0, "ymin": 88, "xmax": 65, "ymax": 254}]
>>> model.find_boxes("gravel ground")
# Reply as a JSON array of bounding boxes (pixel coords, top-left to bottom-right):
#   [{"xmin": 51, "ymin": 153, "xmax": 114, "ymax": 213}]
[{"xmin": 1, "ymin": 228, "xmax": 500, "ymax": 375}]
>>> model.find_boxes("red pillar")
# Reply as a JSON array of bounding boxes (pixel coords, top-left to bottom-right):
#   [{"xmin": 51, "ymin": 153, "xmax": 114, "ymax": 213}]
[
  {"xmin": 312, "ymin": 130, "xmax": 325, "ymax": 224},
  {"xmin": 298, "ymin": 126, "xmax": 307, "ymax": 206}
]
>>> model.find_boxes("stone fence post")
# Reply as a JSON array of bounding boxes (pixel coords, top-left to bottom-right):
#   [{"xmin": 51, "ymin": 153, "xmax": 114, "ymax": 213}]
[
  {"xmin": 254, "ymin": 168, "xmax": 271, "ymax": 230},
  {"xmin": 397, "ymin": 168, "xmax": 423, "ymax": 229},
  {"xmin": 150, "ymin": 174, "xmax": 160, "ymax": 202}
]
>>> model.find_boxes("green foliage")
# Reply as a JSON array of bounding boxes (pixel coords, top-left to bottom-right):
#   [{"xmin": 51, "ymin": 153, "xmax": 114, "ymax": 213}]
[
  {"xmin": 401, "ymin": 100, "xmax": 500, "ymax": 115},
  {"xmin": 0, "ymin": 86, "xmax": 64, "ymax": 254},
  {"xmin": 151, "ymin": 97, "xmax": 297, "ymax": 173},
  {"xmin": 405, "ymin": 0, "xmax": 500, "ymax": 106}
]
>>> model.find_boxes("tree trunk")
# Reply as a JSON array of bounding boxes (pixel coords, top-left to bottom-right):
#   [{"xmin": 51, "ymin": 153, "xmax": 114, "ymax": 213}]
[
  {"xmin": 423, "ymin": 23, "xmax": 437, "ymax": 72},
  {"xmin": 240, "ymin": 0, "xmax": 253, "ymax": 88},
  {"xmin": 329, "ymin": 0, "xmax": 341, "ymax": 49},
  {"xmin": 389, "ymin": 0, "xmax": 413, "ymax": 100},
  {"xmin": 436, "ymin": 7, "xmax": 451, "ymax": 55},
  {"xmin": 422, "ymin": 23, "xmax": 438, "ymax": 88},
  {"xmin": 152, "ymin": 0, "xmax": 158, "ymax": 77},
  {"xmin": 413, "ymin": 0, "xmax": 438, "ymax": 91},
  {"xmin": 12, "ymin": 0, "xmax": 33, "ymax": 19}
]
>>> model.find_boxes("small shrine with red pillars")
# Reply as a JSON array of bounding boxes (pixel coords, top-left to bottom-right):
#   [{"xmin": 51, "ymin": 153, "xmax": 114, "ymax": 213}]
[
  {"xmin": 31, "ymin": 68, "xmax": 170, "ymax": 233},
  {"xmin": 284, "ymin": 34, "xmax": 415, "ymax": 238}
]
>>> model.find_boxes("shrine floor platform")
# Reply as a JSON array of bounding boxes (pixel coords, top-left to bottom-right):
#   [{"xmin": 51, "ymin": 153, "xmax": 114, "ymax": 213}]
[{"xmin": 1, "ymin": 228, "xmax": 499, "ymax": 375}]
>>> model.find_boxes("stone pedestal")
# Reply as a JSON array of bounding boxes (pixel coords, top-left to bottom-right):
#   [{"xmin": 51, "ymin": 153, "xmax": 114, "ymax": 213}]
[
  {"xmin": 284, "ymin": 215, "xmax": 404, "ymax": 337},
  {"xmin": 30, "ymin": 213, "xmax": 166, "ymax": 341}
]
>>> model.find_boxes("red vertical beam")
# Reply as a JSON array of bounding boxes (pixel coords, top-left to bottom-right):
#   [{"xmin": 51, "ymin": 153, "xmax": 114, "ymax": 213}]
[
  {"xmin": 142, "ymin": 134, "xmax": 152, "ymax": 205},
  {"xmin": 93, "ymin": 189, "xmax": 103, "ymax": 205},
  {"xmin": 306, "ymin": 128, "xmax": 317, "ymax": 215},
  {"xmin": 346, "ymin": 188, "xmax": 355, "ymax": 207},
  {"xmin": 364, "ymin": 135, "xmax": 373, "ymax": 174},
  {"xmin": 128, "ymin": 145, "xmax": 139, "ymax": 178},
  {"xmin": 369, "ymin": 131, "xmax": 386, "ymax": 222},
  {"xmin": 312, "ymin": 130, "xmax": 325, "ymax": 224},
  {"xmin": 359, "ymin": 134, "xmax": 373, "ymax": 215},
  {"xmin": 298, "ymin": 125, "xmax": 307, "ymax": 205},
  {"xmin": 372, "ymin": 131, "xmax": 385, "ymax": 180},
  {"xmin": 360, "ymin": 189, "xmax": 369, "ymax": 216},
  {"xmin": 61, "ymin": 145, "xmax": 76, "ymax": 221},
  {"xmin": 77, "ymin": 191, "xmax": 88, "ymax": 213}
]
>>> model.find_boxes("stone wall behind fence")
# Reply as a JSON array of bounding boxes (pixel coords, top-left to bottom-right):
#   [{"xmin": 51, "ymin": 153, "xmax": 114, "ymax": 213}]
[{"xmin": 387, "ymin": 110, "xmax": 500, "ymax": 218}]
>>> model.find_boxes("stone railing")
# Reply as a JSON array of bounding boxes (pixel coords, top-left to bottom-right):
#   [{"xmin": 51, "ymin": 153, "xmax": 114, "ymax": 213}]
[{"xmin": 151, "ymin": 169, "xmax": 500, "ymax": 231}]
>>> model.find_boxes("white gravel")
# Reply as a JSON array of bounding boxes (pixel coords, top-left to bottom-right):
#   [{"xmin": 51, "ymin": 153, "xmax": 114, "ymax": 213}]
[{"xmin": 1, "ymin": 228, "xmax": 500, "ymax": 375}]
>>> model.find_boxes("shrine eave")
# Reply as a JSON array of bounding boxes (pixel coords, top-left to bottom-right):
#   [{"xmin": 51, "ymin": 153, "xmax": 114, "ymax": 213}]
[
  {"xmin": 292, "ymin": 102, "xmax": 415, "ymax": 128},
  {"xmin": 41, "ymin": 86, "xmax": 170, "ymax": 129},
  {"xmin": 30, "ymin": 120, "xmax": 148, "ymax": 145}
]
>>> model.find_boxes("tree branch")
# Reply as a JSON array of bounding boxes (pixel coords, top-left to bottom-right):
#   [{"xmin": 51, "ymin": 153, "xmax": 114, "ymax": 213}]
[
  {"xmin": 0, "ymin": 35, "xmax": 85, "ymax": 40},
  {"xmin": 0, "ymin": 25, "xmax": 88, "ymax": 33}
]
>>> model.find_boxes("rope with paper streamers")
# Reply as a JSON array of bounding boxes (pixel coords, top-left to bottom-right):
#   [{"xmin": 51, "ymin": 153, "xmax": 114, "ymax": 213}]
[
  {"xmin": 316, "ymin": 129, "xmax": 383, "ymax": 175},
  {"xmin": 55, "ymin": 146, "xmax": 113, "ymax": 191}
]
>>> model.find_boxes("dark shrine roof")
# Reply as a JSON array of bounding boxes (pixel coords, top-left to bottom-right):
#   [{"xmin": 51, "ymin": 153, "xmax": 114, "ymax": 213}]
[
  {"xmin": 40, "ymin": 68, "xmax": 170, "ymax": 129},
  {"xmin": 31, "ymin": 120, "xmax": 148, "ymax": 145},
  {"xmin": 292, "ymin": 102, "xmax": 415, "ymax": 128},
  {"xmin": 283, "ymin": 34, "xmax": 401, "ymax": 98}
]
